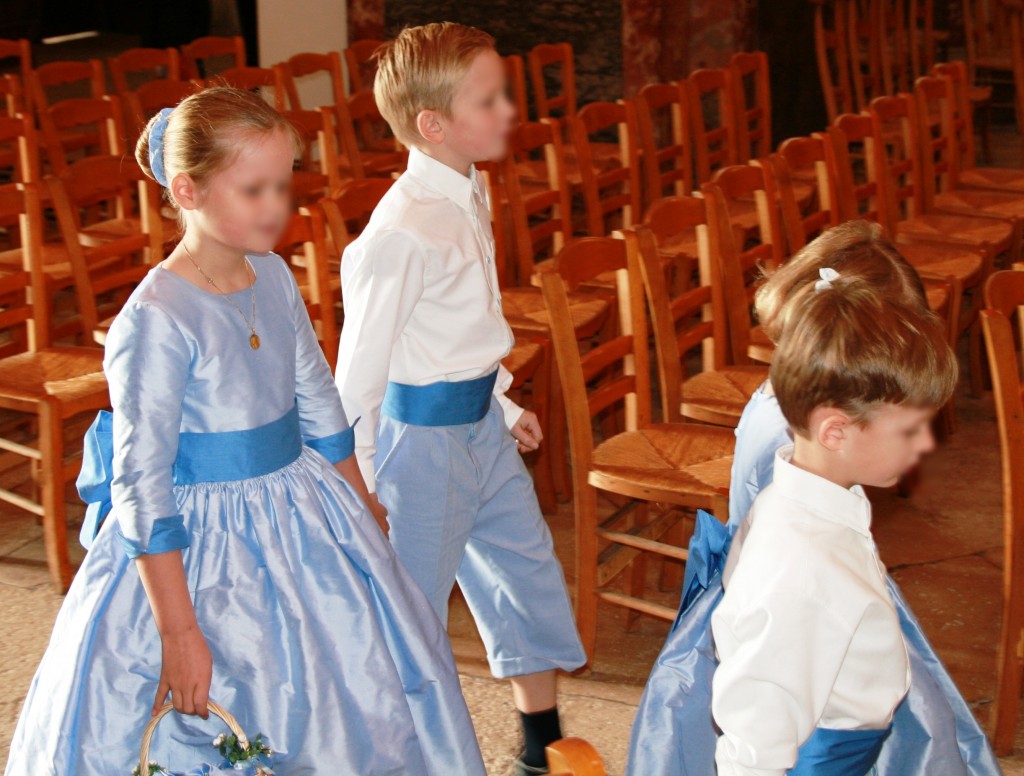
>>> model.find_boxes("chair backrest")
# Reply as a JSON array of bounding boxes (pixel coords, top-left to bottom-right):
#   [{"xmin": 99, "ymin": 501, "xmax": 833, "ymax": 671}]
[
  {"xmin": 0, "ymin": 181, "xmax": 47, "ymax": 355},
  {"xmin": 0, "ymin": 113, "xmax": 39, "ymax": 183},
  {"xmin": 876, "ymin": 0, "xmax": 910, "ymax": 93},
  {"xmin": 907, "ymin": 0, "xmax": 938, "ymax": 77},
  {"xmin": 570, "ymin": 100, "xmax": 641, "ymax": 236},
  {"xmin": 981, "ymin": 268, "xmax": 1024, "ymax": 754},
  {"xmin": 823, "ymin": 114, "xmax": 888, "ymax": 225},
  {"xmin": 49, "ymin": 157, "xmax": 161, "ymax": 339},
  {"xmin": 540, "ymin": 236, "xmax": 650, "ymax": 471},
  {"xmin": 320, "ymin": 177, "xmax": 394, "ymax": 259},
  {"xmin": 280, "ymin": 108, "xmax": 329, "ymax": 202},
  {"xmin": 0, "ymin": 38, "xmax": 32, "ymax": 83},
  {"xmin": 41, "ymin": 95, "xmax": 126, "ymax": 175},
  {"xmin": 214, "ymin": 66, "xmax": 286, "ymax": 110},
  {"xmin": 729, "ymin": 50, "xmax": 772, "ymax": 162},
  {"xmin": 701, "ymin": 165, "xmax": 785, "ymax": 365},
  {"xmin": 181, "ymin": 35, "xmax": 246, "ymax": 80},
  {"xmin": 503, "ymin": 54, "xmax": 530, "ymax": 122},
  {"xmin": 634, "ymin": 81, "xmax": 693, "ymax": 208},
  {"xmin": 528, "ymin": 42, "xmax": 576, "ymax": 119},
  {"xmin": 913, "ymin": 73, "xmax": 963, "ymax": 198},
  {"xmin": 867, "ymin": 92, "xmax": 924, "ymax": 224},
  {"xmin": 774, "ymin": 135, "xmax": 840, "ymax": 252},
  {"xmin": 847, "ymin": 0, "xmax": 887, "ymax": 110},
  {"xmin": 123, "ymin": 78, "xmax": 199, "ymax": 147},
  {"xmin": 0, "ymin": 73, "xmax": 23, "ymax": 116},
  {"xmin": 686, "ymin": 68, "xmax": 740, "ymax": 184},
  {"xmin": 29, "ymin": 59, "xmax": 106, "ymax": 114},
  {"xmin": 344, "ymin": 39, "xmax": 386, "ymax": 93},
  {"xmin": 274, "ymin": 205, "xmax": 338, "ymax": 370},
  {"xmin": 108, "ymin": 48, "xmax": 182, "ymax": 93},
  {"xmin": 812, "ymin": 0, "xmax": 856, "ymax": 122},
  {"xmin": 280, "ymin": 51, "xmax": 346, "ymax": 111},
  {"xmin": 1005, "ymin": 0, "xmax": 1024, "ymax": 166},
  {"xmin": 501, "ymin": 119, "xmax": 573, "ymax": 286},
  {"xmin": 930, "ymin": 60, "xmax": 979, "ymax": 173},
  {"xmin": 624, "ymin": 198, "xmax": 725, "ymax": 423}
]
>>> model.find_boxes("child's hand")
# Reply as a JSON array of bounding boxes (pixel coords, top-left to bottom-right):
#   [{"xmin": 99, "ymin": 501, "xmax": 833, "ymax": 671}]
[
  {"xmin": 367, "ymin": 492, "xmax": 390, "ymax": 537},
  {"xmin": 154, "ymin": 626, "xmax": 212, "ymax": 718},
  {"xmin": 512, "ymin": 411, "xmax": 543, "ymax": 453}
]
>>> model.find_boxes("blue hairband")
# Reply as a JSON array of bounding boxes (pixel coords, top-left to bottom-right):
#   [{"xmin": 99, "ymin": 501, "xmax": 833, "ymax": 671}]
[{"xmin": 148, "ymin": 107, "xmax": 174, "ymax": 187}]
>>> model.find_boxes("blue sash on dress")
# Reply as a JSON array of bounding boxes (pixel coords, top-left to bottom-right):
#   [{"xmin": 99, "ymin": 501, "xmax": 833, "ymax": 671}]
[
  {"xmin": 381, "ymin": 370, "xmax": 497, "ymax": 426},
  {"xmin": 790, "ymin": 725, "xmax": 892, "ymax": 775},
  {"xmin": 77, "ymin": 405, "xmax": 312, "ymax": 548}
]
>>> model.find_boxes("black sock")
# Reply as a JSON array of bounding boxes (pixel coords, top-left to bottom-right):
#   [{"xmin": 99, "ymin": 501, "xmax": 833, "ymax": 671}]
[{"xmin": 519, "ymin": 706, "xmax": 562, "ymax": 768}]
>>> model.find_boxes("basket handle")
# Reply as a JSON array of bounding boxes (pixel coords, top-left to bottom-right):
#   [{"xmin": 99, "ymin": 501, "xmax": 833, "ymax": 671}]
[{"xmin": 138, "ymin": 700, "xmax": 245, "ymax": 772}]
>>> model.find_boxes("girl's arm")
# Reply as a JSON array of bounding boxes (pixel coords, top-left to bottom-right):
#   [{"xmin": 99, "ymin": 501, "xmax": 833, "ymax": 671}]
[
  {"xmin": 334, "ymin": 455, "xmax": 389, "ymax": 535},
  {"xmin": 137, "ymin": 551, "xmax": 212, "ymax": 717}
]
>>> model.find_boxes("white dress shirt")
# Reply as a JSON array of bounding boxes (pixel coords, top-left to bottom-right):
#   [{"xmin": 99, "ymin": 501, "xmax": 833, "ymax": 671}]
[
  {"xmin": 336, "ymin": 146, "xmax": 520, "ymax": 491},
  {"xmin": 711, "ymin": 445, "xmax": 910, "ymax": 776}
]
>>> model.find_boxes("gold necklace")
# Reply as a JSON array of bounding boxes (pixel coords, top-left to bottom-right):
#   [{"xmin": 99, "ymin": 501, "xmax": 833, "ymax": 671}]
[{"xmin": 181, "ymin": 245, "xmax": 260, "ymax": 350}]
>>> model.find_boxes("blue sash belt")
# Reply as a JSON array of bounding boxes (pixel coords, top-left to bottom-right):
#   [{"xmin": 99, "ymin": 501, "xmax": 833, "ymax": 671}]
[
  {"xmin": 381, "ymin": 370, "xmax": 497, "ymax": 426},
  {"xmin": 789, "ymin": 725, "xmax": 892, "ymax": 775},
  {"xmin": 77, "ymin": 405, "xmax": 305, "ymax": 548}
]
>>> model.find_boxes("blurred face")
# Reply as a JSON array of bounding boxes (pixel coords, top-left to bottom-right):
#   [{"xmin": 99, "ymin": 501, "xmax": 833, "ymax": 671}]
[
  {"xmin": 836, "ymin": 403, "xmax": 937, "ymax": 488},
  {"xmin": 439, "ymin": 49, "xmax": 517, "ymax": 162},
  {"xmin": 188, "ymin": 128, "xmax": 295, "ymax": 254}
]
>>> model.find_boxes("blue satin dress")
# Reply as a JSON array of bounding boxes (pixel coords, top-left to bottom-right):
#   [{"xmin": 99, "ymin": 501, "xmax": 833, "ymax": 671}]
[
  {"xmin": 626, "ymin": 383, "xmax": 1001, "ymax": 776},
  {"xmin": 4, "ymin": 256, "xmax": 485, "ymax": 776}
]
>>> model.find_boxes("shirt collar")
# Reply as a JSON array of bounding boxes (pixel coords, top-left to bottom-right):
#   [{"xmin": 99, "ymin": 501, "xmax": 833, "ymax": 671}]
[
  {"xmin": 772, "ymin": 445, "xmax": 873, "ymax": 536},
  {"xmin": 406, "ymin": 146, "xmax": 483, "ymax": 214}
]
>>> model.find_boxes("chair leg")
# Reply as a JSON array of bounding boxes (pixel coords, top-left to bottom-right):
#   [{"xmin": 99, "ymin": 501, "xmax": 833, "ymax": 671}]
[
  {"xmin": 575, "ymin": 483, "xmax": 600, "ymax": 665},
  {"xmin": 38, "ymin": 399, "xmax": 73, "ymax": 594},
  {"xmin": 622, "ymin": 501, "xmax": 648, "ymax": 632},
  {"xmin": 659, "ymin": 509, "xmax": 686, "ymax": 593},
  {"xmin": 992, "ymin": 556, "xmax": 1024, "ymax": 755},
  {"xmin": 532, "ymin": 346, "xmax": 557, "ymax": 515},
  {"xmin": 548, "ymin": 364, "xmax": 571, "ymax": 503}
]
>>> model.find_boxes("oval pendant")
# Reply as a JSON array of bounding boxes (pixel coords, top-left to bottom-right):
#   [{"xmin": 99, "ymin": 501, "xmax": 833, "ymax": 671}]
[{"xmin": 249, "ymin": 333, "xmax": 261, "ymax": 350}]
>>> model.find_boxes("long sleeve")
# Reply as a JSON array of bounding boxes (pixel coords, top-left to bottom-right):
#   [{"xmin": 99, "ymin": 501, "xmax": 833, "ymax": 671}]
[
  {"xmin": 104, "ymin": 301, "xmax": 191, "ymax": 558},
  {"xmin": 336, "ymin": 229, "xmax": 426, "ymax": 492},
  {"xmin": 492, "ymin": 363, "xmax": 524, "ymax": 429},
  {"xmin": 711, "ymin": 589, "xmax": 855, "ymax": 776},
  {"xmin": 285, "ymin": 264, "xmax": 353, "ymax": 464}
]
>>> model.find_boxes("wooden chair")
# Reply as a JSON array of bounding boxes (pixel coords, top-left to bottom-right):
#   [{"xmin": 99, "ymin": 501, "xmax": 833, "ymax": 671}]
[
  {"xmin": 319, "ymin": 176, "xmax": 393, "ymax": 267},
  {"xmin": 348, "ymin": 88, "xmax": 408, "ymax": 162},
  {"xmin": 869, "ymin": 92, "xmax": 1021, "ymax": 263},
  {"xmin": 908, "ymin": 0, "xmax": 946, "ymax": 77},
  {"xmin": 0, "ymin": 73, "xmax": 24, "ymax": 116},
  {"xmin": 278, "ymin": 51, "xmax": 346, "ymax": 111},
  {"xmin": 0, "ymin": 38, "xmax": 32, "ymax": 94},
  {"xmin": 930, "ymin": 61, "xmax": 1005, "ymax": 190},
  {"xmin": 634, "ymin": 81, "xmax": 693, "ymax": 210},
  {"xmin": 0, "ymin": 181, "xmax": 110, "ymax": 593},
  {"xmin": 847, "ymin": 0, "xmax": 888, "ymax": 111},
  {"xmin": 108, "ymin": 48, "xmax": 182, "ymax": 93},
  {"xmin": 39, "ymin": 95, "xmax": 127, "ymax": 176},
  {"xmin": 181, "ymin": 35, "xmax": 246, "ymax": 80},
  {"xmin": 319, "ymin": 96, "xmax": 406, "ymax": 188},
  {"xmin": 877, "ymin": 0, "xmax": 911, "ymax": 94},
  {"xmin": 28, "ymin": 59, "xmax": 106, "ymax": 111},
  {"xmin": 813, "ymin": 0, "xmax": 856, "ymax": 122},
  {"xmin": 570, "ymin": 100, "xmax": 641, "ymax": 237},
  {"xmin": 981, "ymin": 268, "xmax": 1024, "ymax": 755},
  {"xmin": 213, "ymin": 66, "xmax": 287, "ymax": 110},
  {"xmin": 540, "ymin": 236, "xmax": 733, "ymax": 660},
  {"xmin": 546, "ymin": 739, "xmax": 606, "ymax": 776},
  {"xmin": 701, "ymin": 165, "xmax": 786, "ymax": 365},
  {"xmin": 344, "ymin": 39, "xmax": 386, "ymax": 93},
  {"xmin": 122, "ymin": 78, "xmax": 200, "ymax": 150},
  {"xmin": 1003, "ymin": 0, "xmax": 1024, "ymax": 164},
  {"xmin": 686, "ymin": 68, "xmax": 740, "ymax": 184},
  {"xmin": 729, "ymin": 51, "xmax": 772, "ymax": 163},
  {"xmin": 274, "ymin": 206, "xmax": 338, "ymax": 371},
  {"xmin": 504, "ymin": 54, "xmax": 530, "ymax": 122},
  {"xmin": 964, "ymin": 0, "xmax": 1015, "ymax": 98},
  {"xmin": 48, "ymin": 156, "xmax": 164, "ymax": 341},
  {"xmin": 0, "ymin": 112, "xmax": 39, "ymax": 184},
  {"xmin": 626, "ymin": 201, "xmax": 768, "ymax": 428},
  {"xmin": 528, "ymin": 43, "xmax": 576, "ymax": 119},
  {"xmin": 773, "ymin": 136, "xmax": 839, "ymax": 255},
  {"xmin": 281, "ymin": 107, "xmax": 331, "ymax": 204}
]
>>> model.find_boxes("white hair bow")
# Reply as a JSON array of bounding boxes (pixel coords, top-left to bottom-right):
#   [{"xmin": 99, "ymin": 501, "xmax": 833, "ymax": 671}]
[{"xmin": 815, "ymin": 267, "xmax": 840, "ymax": 292}]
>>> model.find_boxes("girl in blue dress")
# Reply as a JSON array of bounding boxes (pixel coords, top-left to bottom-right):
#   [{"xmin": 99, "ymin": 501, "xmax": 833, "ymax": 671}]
[
  {"xmin": 626, "ymin": 221, "xmax": 1001, "ymax": 776},
  {"xmin": 5, "ymin": 87, "xmax": 485, "ymax": 776}
]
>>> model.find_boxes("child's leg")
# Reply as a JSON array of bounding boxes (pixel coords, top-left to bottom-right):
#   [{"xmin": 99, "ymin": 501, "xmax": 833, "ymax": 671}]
[{"xmin": 511, "ymin": 670, "xmax": 557, "ymax": 712}]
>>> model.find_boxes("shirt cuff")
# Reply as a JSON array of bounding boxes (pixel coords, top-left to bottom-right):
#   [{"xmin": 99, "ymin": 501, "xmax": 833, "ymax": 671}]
[
  {"xmin": 117, "ymin": 514, "xmax": 189, "ymax": 559},
  {"xmin": 305, "ymin": 421, "xmax": 357, "ymax": 465},
  {"xmin": 495, "ymin": 390, "xmax": 524, "ymax": 430}
]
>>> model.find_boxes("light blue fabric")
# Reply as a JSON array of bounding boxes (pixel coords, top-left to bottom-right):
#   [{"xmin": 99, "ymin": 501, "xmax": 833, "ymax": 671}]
[
  {"xmin": 626, "ymin": 387, "xmax": 1002, "ymax": 776},
  {"xmin": 148, "ymin": 107, "xmax": 173, "ymax": 188},
  {"xmin": 5, "ymin": 255, "xmax": 485, "ymax": 776},
  {"xmin": 382, "ymin": 370, "xmax": 497, "ymax": 426},
  {"xmin": 375, "ymin": 396, "xmax": 587, "ymax": 679}
]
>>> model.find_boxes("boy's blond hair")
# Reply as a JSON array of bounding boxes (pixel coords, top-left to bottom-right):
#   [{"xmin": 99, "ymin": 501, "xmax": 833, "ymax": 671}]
[
  {"xmin": 770, "ymin": 281, "xmax": 957, "ymax": 436},
  {"xmin": 373, "ymin": 22, "xmax": 496, "ymax": 148},
  {"xmin": 754, "ymin": 220, "xmax": 930, "ymax": 344}
]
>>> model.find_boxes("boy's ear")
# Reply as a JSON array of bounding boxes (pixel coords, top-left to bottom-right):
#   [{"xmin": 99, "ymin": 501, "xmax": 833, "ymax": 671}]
[
  {"xmin": 170, "ymin": 173, "xmax": 199, "ymax": 211},
  {"xmin": 415, "ymin": 109, "xmax": 445, "ymax": 145},
  {"xmin": 815, "ymin": 407, "xmax": 852, "ymax": 452}
]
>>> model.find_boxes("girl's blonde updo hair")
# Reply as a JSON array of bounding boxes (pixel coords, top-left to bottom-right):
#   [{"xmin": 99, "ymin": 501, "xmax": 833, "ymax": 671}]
[{"xmin": 135, "ymin": 86, "xmax": 300, "ymax": 203}]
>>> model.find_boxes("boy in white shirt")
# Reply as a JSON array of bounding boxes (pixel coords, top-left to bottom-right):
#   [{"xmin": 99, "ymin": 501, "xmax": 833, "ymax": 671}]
[
  {"xmin": 711, "ymin": 273, "xmax": 959, "ymax": 776},
  {"xmin": 334, "ymin": 22, "xmax": 586, "ymax": 776}
]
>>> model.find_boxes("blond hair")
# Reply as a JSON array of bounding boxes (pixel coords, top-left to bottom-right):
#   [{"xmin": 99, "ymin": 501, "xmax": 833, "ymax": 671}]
[
  {"xmin": 135, "ymin": 86, "xmax": 300, "ymax": 203},
  {"xmin": 755, "ymin": 220, "xmax": 929, "ymax": 344},
  {"xmin": 373, "ymin": 22, "xmax": 496, "ymax": 147},
  {"xmin": 770, "ymin": 283, "xmax": 958, "ymax": 435}
]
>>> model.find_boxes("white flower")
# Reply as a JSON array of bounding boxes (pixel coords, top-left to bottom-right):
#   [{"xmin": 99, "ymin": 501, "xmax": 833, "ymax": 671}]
[{"xmin": 212, "ymin": 733, "xmax": 227, "ymax": 747}]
